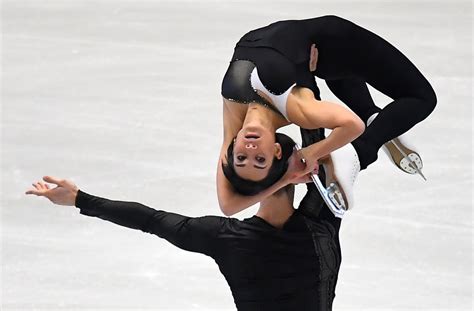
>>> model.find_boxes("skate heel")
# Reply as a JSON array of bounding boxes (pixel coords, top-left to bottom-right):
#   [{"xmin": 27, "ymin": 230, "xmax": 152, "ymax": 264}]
[
  {"xmin": 367, "ymin": 113, "xmax": 426, "ymax": 180},
  {"xmin": 383, "ymin": 138, "xmax": 426, "ymax": 180},
  {"xmin": 383, "ymin": 138, "xmax": 421, "ymax": 173}
]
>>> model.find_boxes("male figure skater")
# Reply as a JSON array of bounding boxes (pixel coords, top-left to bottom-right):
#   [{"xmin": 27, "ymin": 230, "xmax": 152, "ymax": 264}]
[{"xmin": 26, "ymin": 129, "xmax": 342, "ymax": 311}]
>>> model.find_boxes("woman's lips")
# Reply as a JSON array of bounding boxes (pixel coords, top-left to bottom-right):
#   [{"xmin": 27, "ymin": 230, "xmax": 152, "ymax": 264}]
[{"xmin": 244, "ymin": 132, "xmax": 260, "ymax": 139}]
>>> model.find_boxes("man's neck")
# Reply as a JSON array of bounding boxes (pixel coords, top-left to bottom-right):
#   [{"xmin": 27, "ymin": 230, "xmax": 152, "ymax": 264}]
[{"xmin": 256, "ymin": 194, "xmax": 295, "ymax": 229}]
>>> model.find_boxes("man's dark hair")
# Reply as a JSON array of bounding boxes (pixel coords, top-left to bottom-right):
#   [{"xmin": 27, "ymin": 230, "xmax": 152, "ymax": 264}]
[{"xmin": 222, "ymin": 133, "xmax": 296, "ymax": 196}]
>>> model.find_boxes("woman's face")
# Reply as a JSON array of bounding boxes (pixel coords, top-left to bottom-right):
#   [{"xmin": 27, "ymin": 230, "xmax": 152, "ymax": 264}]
[{"xmin": 233, "ymin": 126, "xmax": 282, "ymax": 181}]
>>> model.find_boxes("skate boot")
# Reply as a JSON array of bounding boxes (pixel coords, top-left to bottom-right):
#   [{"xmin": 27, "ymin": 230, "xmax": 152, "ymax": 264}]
[
  {"xmin": 321, "ymin": 143, "xmax": 360, "ymax": 212},
  {"xmin": 367, "ymin": 113, "xmax": 426, "ymax": 180}
]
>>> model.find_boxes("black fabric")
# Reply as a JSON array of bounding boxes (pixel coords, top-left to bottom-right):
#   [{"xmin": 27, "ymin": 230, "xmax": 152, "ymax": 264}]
[
  {"xmin": 325, "ymin": 78, "xmax": 381, "ymax": 123},
  {"xmin": 230, "ymin": 47, "xmax": 318, "ymax": 95},
  {"xmin": 74, "ymin": 65, "xmax": 345, "ymax": 310},
  {"xmin": 297, "ymin": 120, "xmax": 341, "ymax": 311},
  {"xmin": 221, "ymin": 59, "xmax": 284, "ymax": 117},
  {"xmin": 75, "ymin": 189, "xmax": 341, "ymax": 311},
  {"xmin": 236, "ymin": 20, "xmax": 311, "ymax": 65},
  {"xmin": 221, "ymin": 46, "xmax": 320, "ymax": 116},
  {"xmin": 234, "ymin": 15, "xmax": 437, "ymax": 169}
]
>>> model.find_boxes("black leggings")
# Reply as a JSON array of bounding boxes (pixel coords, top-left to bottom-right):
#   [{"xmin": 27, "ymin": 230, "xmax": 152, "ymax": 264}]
[
  {"xmin": 326, "ymin": 75, "xmax": 436, "ymax": 169},
  {"xmin": 236, "ymin": 16, "xmax": 438, "ymax": 169},
  {"xmin": 308, "ymin": 16, "xmax": 438, "ymax": 169}
]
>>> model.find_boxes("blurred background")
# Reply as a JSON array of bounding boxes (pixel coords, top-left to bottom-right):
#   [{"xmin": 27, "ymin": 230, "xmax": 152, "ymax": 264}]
[{"xmin": 2, "ymin": 0, "xmax": 472, "ymax": 310}]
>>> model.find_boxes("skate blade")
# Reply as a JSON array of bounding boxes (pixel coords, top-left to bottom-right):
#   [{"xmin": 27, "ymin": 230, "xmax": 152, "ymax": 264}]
[
  {"xmin": 327, "ymin": 182, "xmax": 347, "ymax": 211},
  {"xmin": 295, "ymin": 144, "xmax": 347, "ymax": 218},
  {"xmin": 321, "ymin": 155, "xmax": 350, "ymax": 211},
  {"xmin": 309, "ymin": 174, "xmax": 346, "ymax": 218}
]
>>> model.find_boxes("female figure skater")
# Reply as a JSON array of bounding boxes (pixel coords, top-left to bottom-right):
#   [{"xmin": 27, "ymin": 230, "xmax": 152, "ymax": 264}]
[
  {"xmin": 25, "ymin": 133, "xmax": 342, "ymax": 310},
  {"xmin": 219, "ymin": 15, "xmax": 436, "ymax": 214},
  {"xmin": 217, "ymin": 25, "xmax": 364, "ymax": 215}
]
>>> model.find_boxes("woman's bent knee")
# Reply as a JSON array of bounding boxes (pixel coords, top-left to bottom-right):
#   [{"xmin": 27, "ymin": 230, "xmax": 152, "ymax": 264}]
[{"xmin": 421, "ymin": 87, "xmax": 437, "ymax": 116}]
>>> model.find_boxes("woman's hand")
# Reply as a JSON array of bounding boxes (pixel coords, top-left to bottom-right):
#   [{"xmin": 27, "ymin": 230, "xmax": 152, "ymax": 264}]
[
  {"xmin": 25, "ymin": 176, "xmax": 79, "ymax": 206},
  {"xmin": 309, "ymin": 44, "xmax": 318, "ymax": 72}
]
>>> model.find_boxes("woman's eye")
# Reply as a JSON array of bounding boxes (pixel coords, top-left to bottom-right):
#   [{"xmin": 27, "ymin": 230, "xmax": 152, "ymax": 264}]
[
  {"xmin": 237, "ymin": 155, "xmax": 246, "ymax": 161},
  {"xmin": 256, "ymin": 156, "xmax": 265, "ymax": 163}
]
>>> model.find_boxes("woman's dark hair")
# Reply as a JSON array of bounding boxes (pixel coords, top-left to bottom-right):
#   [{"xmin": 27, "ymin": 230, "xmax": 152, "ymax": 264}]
[{"xmin": 222, "ymin": 132, "xmax": 296, "ymax": 196}]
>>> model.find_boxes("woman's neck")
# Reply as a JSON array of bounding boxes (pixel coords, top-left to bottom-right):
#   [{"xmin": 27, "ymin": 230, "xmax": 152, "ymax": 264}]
[{"xmin": 243, "ymin": 103, "xmax": 289, "ymax": 130}]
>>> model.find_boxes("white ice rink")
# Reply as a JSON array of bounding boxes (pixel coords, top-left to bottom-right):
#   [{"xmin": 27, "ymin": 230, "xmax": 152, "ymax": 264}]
[{"xmin": 2, "ymin": 0, "xmax": 472, "ymax": 310}]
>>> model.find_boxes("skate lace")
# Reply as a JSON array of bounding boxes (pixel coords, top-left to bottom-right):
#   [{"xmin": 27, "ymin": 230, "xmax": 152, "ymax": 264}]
[{"xmin": 350, "ymin": 153, "xmax": 360, "ymax": 185}]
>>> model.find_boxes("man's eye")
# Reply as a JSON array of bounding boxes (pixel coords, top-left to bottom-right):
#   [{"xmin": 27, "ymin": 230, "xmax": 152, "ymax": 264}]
[
  {"xmin": 256, "ymin": 156, "xmax": 265, "ymax": 163},
  {"xmin": 237, "ymin": 155, "xmax": 246, "ymax": 161}
]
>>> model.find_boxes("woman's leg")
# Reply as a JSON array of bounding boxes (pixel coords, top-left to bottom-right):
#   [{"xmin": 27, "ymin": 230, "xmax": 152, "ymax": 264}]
[
  {"xmin": 327, "ymin": 70, "xmax": 436, "ymax": 170},
  {"xmin": 326, "ymin": 78, "xmax": 381, "ymax": 123},
  {"xmin": 321, "ymin": 17, "xmax": 437, "ymax": 170},
  {"xmin": 325, "ymin": 78, "xmax": 382, "ymax": 169},
  {"xmin": 355, "ymin": 32, "xmax": 437, "ymax": 169}
]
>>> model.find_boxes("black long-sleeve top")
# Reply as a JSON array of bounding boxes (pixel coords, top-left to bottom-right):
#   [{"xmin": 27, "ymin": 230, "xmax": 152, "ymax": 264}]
[
  {"xmin": 236, "ymin": 15, "xmax": 433, "ymax": 96},
  {"xmin": 75, "ymin": 190, "xmax": 340, "ymax": 310}
]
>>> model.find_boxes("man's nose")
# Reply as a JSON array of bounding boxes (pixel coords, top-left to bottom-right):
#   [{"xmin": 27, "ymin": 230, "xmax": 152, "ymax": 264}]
[{"xmin": 245, "ymin": 143, "xmax": 258, "ymax": 149}]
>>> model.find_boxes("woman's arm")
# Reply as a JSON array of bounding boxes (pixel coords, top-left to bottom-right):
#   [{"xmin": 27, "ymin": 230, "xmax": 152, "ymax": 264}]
[
  {"xmin": 218, "ymin": 99, "xmax": 283, "ymax": 216},
  {"xmin": 216, "ymin": 146, "xmax": 307, "ymax": 216},
  {"xmin": 25, "ymin": 176, "xmax": 223, "ymax": 257},
  {"xmin": 216, "ymin": 152, "xmax": 287, "ymax": 216},
  {"xmin": 216, "ymin": 98, "xmax": 313, "ymax": 216},
  {"xmin": 287, "ymin": 88, "xmax": 365, "ymax": 172}
]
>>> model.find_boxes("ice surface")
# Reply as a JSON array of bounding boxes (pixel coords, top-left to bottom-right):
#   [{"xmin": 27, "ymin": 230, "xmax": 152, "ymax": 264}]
[{"xmin": 2, "ymin": 0, "xmax": 472, "ymax": 310}]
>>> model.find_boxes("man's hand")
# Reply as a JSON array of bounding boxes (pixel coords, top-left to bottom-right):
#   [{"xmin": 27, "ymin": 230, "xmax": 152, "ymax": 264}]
[
  {"xmin": 25, "ymin": 176, "xmax": 79, "ymax": 206},
  {"xmin": 296, "ymin": 145, "xmax": 321, "ymax": 177},
  {"xmin": 283, "ymin": 148, "xmax": 319, "ymax": 185},
  {"xmin": 309, "ymin": 44, "xmax": 318, "ymax": 72}
]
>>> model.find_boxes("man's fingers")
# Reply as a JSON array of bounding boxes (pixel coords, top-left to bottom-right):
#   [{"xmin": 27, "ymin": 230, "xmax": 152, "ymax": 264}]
[
  {"xmin": 43, "ymin": 176, "xmax": 62, "ymax": 186},
  {"xmin": 309, "ymin": 44, "xmax": 318, "ymax": 71},
  {"xmin": 35, "ymin": 181, "xmax": 45, "ymax": 190},
  {"xmin": 25, "ymin": 189, "xmax": 43, "ymax": 196},
  {"xmin": 312, "ymin": 45, "xmax": 318, "ymax": 55}
]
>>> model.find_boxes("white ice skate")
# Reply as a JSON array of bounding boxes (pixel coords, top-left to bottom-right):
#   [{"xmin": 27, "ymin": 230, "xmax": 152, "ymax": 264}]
[
  {"xmin": 367, "ymin": 113, "xmax": 426, "ymax": 180},
  {"xmin": 296, "ymin": 143, "xmax": 360, "ymax": 218}
]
